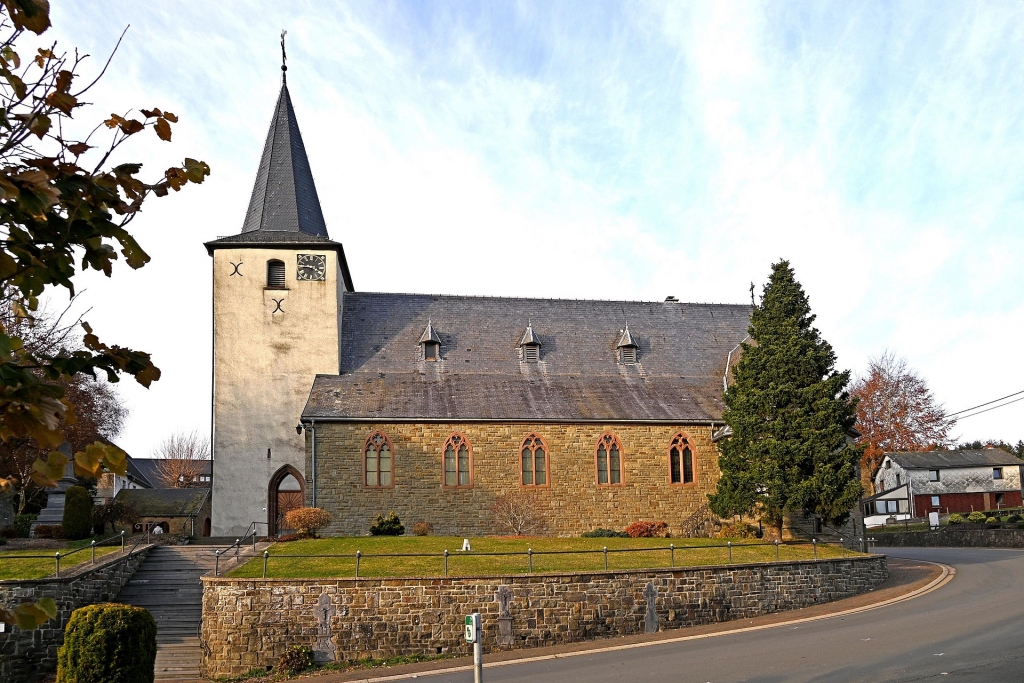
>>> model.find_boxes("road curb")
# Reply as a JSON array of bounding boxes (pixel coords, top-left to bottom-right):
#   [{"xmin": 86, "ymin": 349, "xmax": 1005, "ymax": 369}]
[{"xmin": 343, "ymin": 560, "xmax": 955, "ymax": 683}]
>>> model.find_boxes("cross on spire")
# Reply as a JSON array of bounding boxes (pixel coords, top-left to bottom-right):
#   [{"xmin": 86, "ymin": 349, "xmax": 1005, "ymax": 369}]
[{"xmin": 280, "ymin": 30, "xmax": 288, "ymax": 83}]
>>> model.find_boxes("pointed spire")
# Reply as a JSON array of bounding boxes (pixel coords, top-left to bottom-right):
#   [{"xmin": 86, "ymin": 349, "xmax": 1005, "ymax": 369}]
[
  {"xmin": 519, "ymin": 323, "xmax": 539, "ymax": 347},
  {"xmin": 617, "ymin": 324, "xmax": 637, "ymax": 348},
  {"xmin": 418, "ymin": 319, "xmax": 440, "ymax": 344},
  {"xmin": 241, "ymin": 78, "xmax": 329, "ymax": 237}
]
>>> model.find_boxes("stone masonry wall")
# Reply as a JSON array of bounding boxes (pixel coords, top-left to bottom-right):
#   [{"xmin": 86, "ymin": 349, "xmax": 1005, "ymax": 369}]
[
  {"xmin": 308, "ymin": 422, "xmax": 719, "ymax": 537},
  {"xmin": 871, "ymin": 528, "xmax": 1024, "ymax": 548},
  {"xmin": 0, "ymin": 546, "xmax": 152, "ymax": 683},
  {"xmin": 201, "ymin": 555, "xmax": 887, "ymax": 678}
]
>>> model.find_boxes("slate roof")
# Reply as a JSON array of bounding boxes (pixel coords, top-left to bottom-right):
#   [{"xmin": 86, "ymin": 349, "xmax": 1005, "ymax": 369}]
[
  {"xmin": 304, "ymin": 293, "xmax": 751, "ymax": 423},
  {"xmin": 888, "ymin": 449, "xmax": 1022, "ymax": 470},
  {"xmin": 113, "ymin": 488, "xmax": 210, "ymax": 517},
  {"xmin": 124, "ymin": 456, "xmax": 154, "ymax": 489},
  {"xmin": 240, "ymin": 82, "xmax": 328, "ymax": 237}
]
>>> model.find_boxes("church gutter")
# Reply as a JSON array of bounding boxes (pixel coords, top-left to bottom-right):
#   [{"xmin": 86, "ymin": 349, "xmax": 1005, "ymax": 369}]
[{"xmin": 299, "ymin": 417, "xmax": 727, "ymax": 426}]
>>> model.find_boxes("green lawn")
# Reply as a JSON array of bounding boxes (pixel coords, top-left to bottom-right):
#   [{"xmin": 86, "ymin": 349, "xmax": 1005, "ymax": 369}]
[
  {"xmin": 0, "ymin": 544, "xmax": 123, "ymax": 580},
  {"xmin": 228, "ymin": 536, "xmax": 854, "ymax": 579}
]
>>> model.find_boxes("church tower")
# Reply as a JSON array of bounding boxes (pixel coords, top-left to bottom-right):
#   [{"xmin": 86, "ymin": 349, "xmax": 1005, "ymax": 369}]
[{"xmin": 205, "ymin": 74, "xmax": 353, "ymax": 537}]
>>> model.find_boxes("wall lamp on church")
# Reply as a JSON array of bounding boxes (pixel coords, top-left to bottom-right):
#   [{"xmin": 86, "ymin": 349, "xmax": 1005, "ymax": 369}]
[{"xmin": 296, "ymin": 420, "xmax": 318, "ymax": 507}]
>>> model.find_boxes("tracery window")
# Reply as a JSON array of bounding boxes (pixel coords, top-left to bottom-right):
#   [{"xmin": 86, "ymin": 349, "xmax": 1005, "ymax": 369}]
[
  {"xmin": 596, "ymin": 433, "xmax": 623, "ymax": 485},
  {"xmin": 364, "ymin": 431, "xmax": 393, "ymax": 487},
  {"xmin": 669, "ymin": 433, "xmax": 695, "ymax": 485},
  {"xmin": 520, "ymin": 433, "xmax": 549, "ymax": 486},
  {"xmin": 443, "ymin": 433, "xmax": 472, "ymax": 487}
]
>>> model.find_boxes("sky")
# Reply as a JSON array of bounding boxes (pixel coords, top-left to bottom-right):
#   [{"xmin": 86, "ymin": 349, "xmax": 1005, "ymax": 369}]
[{"xmin": 35, "ymin": 1, "xmax": 1024, "ymax": 458}]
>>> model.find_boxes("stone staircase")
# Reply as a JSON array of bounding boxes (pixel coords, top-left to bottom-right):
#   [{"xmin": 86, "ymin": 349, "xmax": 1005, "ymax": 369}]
[{"xmin": 117, "ymin": 546, "xmax": 218, "ymax": 681}]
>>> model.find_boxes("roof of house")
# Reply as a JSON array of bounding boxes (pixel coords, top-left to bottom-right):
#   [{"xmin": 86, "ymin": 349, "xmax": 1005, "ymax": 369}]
[
  {"xmin": 887, "ymin": 449, "xmax": 1022, "ymax": 470},
  {"xmin": 124, "ymin": 456, "xmax": 154, "ymax": 489},
  {"xmin": 303, "ymin": 293, "xmax": 751, "ymax": 423},
  {"xmin": 130, "ymin": 458, "xmax": 211, "ymax": 489},
  {"xmin": 113, "ymin": 488, "xmax": 209, "ymax": 517}
]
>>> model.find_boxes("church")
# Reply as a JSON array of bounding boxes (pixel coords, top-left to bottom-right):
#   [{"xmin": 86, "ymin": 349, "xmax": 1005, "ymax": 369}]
[{"xmin": 206, "ymin": 75, "xmax": 751, "ymax": 538}]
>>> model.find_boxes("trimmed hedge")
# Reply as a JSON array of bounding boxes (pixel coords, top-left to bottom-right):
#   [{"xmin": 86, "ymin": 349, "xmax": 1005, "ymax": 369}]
[
  {"xmin": 62, "ymin": 486, "xmax": 93, "ymax": 541},
  {"xmin": 56, "ymin": 603, "xmax": 157, "ymax": 683}
]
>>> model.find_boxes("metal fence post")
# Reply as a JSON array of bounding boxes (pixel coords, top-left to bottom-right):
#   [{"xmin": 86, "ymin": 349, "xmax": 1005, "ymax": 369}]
[
  {"xmin": 444, "ymin": 549, "xmax": 449, "ymax": 577},
  {"xmin": 356, "ymin": 550, "xmax": 361, "ymax": 578},
  {"xmin": 727, "ymin": 541, "xmax": 732, "ymax": 564},
  {"xmin": 235, "ymin": 539, "xmax": 240, "ymax": 562},
  {"xmin": 121, "ymin": 530, "xmax": 125, "ymax": 554},
  {"xmin": 528, "ymin": 548, "xmax": 533, "ymax": 573},
  {"xmin": 263, "ymin": 550, "xmax": 269, "ymax": 578},
  {"xmin": 670, "ymin": 543, "xmax": 675, "ymax": 567},
  {"xmin": 775, "ymin": 539, "xmax": 780, "ymax": 562},
  {"xmin": 812, "ymin": 539, "xmax": 817, "ymax": 560},
  {"xmin": 215, "ymin": 550, "xmax": 220, "ymax": 577},
  {"xmin": 252, "ymin": 533, "xmax": 256, "ymax": 552},
  {"xmin": 603, "ymin": 546, "xmax": 608, "ymax": 570},
  {"xmin": 55, "ymin": 551, "xmax": 60, "ymax": 577},
  {"xmin": 91, "ymin": 540, "xmax": 96, "ymax": 564},
  {"xmin": 840, "ymin": 538, "xmax": 845, "ymax": 558}
]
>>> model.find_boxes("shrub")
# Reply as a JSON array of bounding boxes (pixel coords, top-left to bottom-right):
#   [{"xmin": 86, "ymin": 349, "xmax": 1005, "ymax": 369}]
[
  {"xmin": 284, "ymin": 507, "xmax": 332, "ymax": 537},
  {"xmin": 276, "ymin": 532, "xmax": 312, "ymax": 542},
  {"xmin": 34, "ymin": 524, "xmax": 64, "ymax": 539},
  {"xmin": 56, "ymin": 603, "xmax": 156, "ymax": 683},
  {"xmin": 412, "ymin": 521, "xmax": 434, "ymax": 536},
  {"xmin": 947, "ymin": 513, "xmax": 965, "ymax": 524},
  {"xmin": 625, "ymin": 521, "xmax": 670, "ymax": 538},
  {"xmin": 0, "ymin": 536, "xmax": 6, "ymax": 546},
  {"xmin": 14, "ymin": 513, "xmax": 36, "ymax": 537},
  {"xmin": 967, "ymin": 511, "xmax": 987, "ymax": 524},
  {"xmin": 985, "ymin": 516, "xmax": 998, "ymax": 524},
  {"xmin": 62, "ymin": 486, "xmax": 93, "ymax": 541},
  {"xmin": 1006, "ymin": 514, "xmax": 1022, "ymax": 524},
  {"xmin": 369, "ymin": 511, "xmax": 405, "ymax": 536},
  {"xmin": 92, "ymin": 498, "xmax": 139, "ymax": 536},
  {"xmin": 0, "ymin": 525, "xmax": 16, "ymax": 538},
  {"xmin": 277, "ymin": 645, "xmax": 314, "ymax": 674},
  {"xmin": 582, "ymin": 528, "xmax": 630, "ymax": 538},
  {"xmin": 490, "ymin": 492, "xmax": 542, "ymax": 536},
  {"xmin": 718, "ymin": 521, "xmax": 760, "ymax": 539}
]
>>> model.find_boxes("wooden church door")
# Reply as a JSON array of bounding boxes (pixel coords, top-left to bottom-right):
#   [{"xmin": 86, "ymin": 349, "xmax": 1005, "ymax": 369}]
[{"xmin": 269, "ymin": 467, "xmax": 305, "ymax": 536}]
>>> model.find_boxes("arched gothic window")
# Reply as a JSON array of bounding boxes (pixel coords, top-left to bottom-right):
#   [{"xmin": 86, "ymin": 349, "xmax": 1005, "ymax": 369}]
[
  {"xmin": 596, "ymin": 433, "xmax": 623, "ymax": 485},
  {"xmin": 364, "ymin": 431, "xmax": 393, "ymax": 487},
  {"xmin": 669, "ymin": 433, "xmax": 695, "ymax": 485},
  {"xmin": 443, "ymin": 433, "xmax": 472, "ymax": 487},
  {"xmin": 520, "ymin": 433, "xmax": 549, "ymax": 486},
  {"xmin": 266, "ymin": 259, "xmax": 286, "ymax": 289}
]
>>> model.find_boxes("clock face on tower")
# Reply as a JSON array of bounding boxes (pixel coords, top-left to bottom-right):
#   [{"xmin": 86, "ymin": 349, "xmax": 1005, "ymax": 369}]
[{"xmin": 296, "ymin": 254, "xmax": 327, "ymax": 281}]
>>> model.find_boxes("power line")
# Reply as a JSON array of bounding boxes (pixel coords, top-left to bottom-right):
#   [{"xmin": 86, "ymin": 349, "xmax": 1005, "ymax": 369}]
[
  {"xmin": 956, "ymin": 394, "xmax": 1024, "ymax": 421},
  {"xmin": 948, "ymin": 389, "xmax": 1024, "ymax": 417}
]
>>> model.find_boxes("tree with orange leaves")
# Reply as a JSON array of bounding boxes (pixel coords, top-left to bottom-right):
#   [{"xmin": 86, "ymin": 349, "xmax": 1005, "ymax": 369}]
[{"xmin": 851, "ymin": 351, "xmax": 955, "ymax": 493}]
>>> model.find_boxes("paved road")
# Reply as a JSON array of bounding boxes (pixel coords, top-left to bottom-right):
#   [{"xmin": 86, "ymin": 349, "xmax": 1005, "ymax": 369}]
[{"xmin": 388, "ymin": 548, "xmax": 1024, "ymax": 683}]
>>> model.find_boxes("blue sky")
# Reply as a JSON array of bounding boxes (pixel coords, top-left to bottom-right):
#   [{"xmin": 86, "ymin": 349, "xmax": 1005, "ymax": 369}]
[{"xmin": 43, "ymin": 1, "xmax": 1024, "ymax": 457}]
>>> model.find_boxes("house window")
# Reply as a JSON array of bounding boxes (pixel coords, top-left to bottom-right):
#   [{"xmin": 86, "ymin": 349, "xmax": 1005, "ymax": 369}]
[
  {"xmin": 669, "ymin": 433, "xmax": 694, "ymax": 484},
  {"xmin": 443, "ymin": 434, "xmax": 472, "ymax": 487},
  {"xmin": 596, "ymin": 433, "xmax": 623, "ymax": 485},
  {"xmin": 993, "ymin": 467, "xmax": 1003, "ymax": 480},
  {"xmin": 895, "ymin": 473, "xmax": 901, "ymax": 486},
  {"xmin": 928, "ymin": 469, "xmax": 940, "ymax": 482},
  {"xmin": 876, "ymin": 500, "xmax": 900, "ymax": 515},
  {"xmin": 885, "ymin": 460, "xmax": 891, "ymax": 469},
  {"xmin": 996, "ymin": 493, "xmax": 1005, "ymax": 507},
  {"xmin": 364, "ymin": 431, "xmax": 393, "ymax": 487},
  {"xmin": 520, "ymin": 434, "xmax": 548, "ymax": 486},
  {"xmin": 931, "ymin": 496, "xmax": 940, "ymax": 507},
  {"xmin": 423, "ymin": 341, "xmax": 439, "ymax": 361},
  {"xmin": 266, "ymin": 260, "xmax": 286, "ymax": 289}
]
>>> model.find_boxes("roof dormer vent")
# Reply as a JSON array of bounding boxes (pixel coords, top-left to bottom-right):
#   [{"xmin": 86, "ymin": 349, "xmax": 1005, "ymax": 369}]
[
  {"xmin": 519, "ymin": 323, "xmax": 540, "ymax": 363},
  {"xmin": 418, "ymin": 320, "xmax": 441, "ymax": 361},
  {"xmin": 617, "ymin": 325, "xmax": 638, "ymax": 365}
]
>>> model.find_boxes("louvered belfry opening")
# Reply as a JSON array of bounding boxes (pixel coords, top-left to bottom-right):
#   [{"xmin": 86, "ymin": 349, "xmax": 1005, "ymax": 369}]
[
  {"xmin": 267, "ymin": 260, "xmax": 286, "ymax": 288},
  {"xmin": 523, "ymin": 344, "xmax": 539, "ymax": 362}
]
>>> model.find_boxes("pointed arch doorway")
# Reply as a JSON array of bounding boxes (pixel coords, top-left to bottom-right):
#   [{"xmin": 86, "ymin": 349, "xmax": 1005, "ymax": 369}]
[{"xmin": 268, "ymin": 465, "xmax": 305, "ymax": 536}]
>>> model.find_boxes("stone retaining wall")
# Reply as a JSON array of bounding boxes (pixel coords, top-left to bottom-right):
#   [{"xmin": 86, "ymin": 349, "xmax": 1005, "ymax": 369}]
[
  {"xmin": 0, "ymin": 545, "xmax": 153, "ymax": 683},
  {"xmin": 201, "ymin": 555, "xmax": 887, "ymax": 678},
  {"xmin": 871, "ymin": 528, "xmax": 1024, "ymax": 548}
]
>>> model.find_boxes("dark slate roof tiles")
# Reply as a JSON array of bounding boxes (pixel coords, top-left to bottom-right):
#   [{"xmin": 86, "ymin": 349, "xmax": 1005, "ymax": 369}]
[
  {"xmin": 889, "ymin": 449, "xmax": 1022, "ymax": 469},
  {"xmin": 306, "ymin": 293, "xmax": 751, "ymax": 422}
]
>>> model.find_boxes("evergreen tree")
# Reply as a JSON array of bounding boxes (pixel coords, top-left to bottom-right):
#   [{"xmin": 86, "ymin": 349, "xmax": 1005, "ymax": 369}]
[{"xmin": 709, "ymin": 260, "xmax": 862, "ymax": 538}]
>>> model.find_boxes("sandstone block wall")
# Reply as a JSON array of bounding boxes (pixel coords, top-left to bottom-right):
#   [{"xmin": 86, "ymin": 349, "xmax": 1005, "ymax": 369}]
[
  {"xmin": 309, "ymin": 422, "xmax": 719, "ymax": 537},
  {"xmin": 201, "ymin": 555, "xmax": 887, "ymax": 678},
  {"xmin": 0, "ymin": 546, "xmax": 152, "ymax": 683}
]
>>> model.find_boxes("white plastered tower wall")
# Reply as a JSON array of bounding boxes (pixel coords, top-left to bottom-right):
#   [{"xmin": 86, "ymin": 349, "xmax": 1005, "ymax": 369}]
[{"xmin": 210, "ymin": 247, "xmax": 342, "ymax": 536}]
